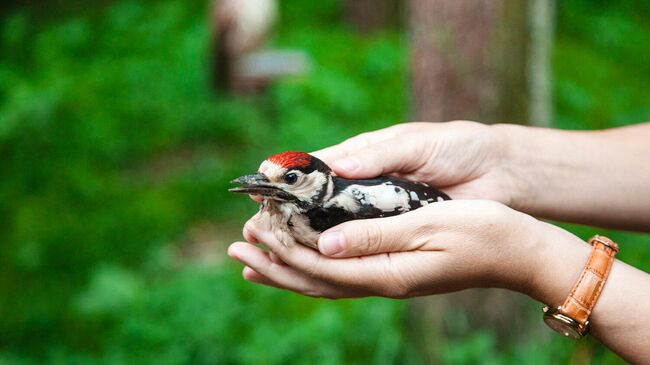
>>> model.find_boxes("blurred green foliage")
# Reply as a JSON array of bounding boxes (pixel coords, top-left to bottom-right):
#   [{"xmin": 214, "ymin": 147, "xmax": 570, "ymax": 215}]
[{"xmin": 0, "ymin": 0, "xmax": 648, "ymax": 364}]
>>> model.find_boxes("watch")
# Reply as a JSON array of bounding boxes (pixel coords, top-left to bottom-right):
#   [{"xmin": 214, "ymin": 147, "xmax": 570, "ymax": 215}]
[{"xmin": 542, "ymin": 235, "xmax": 619, "ymax": 339}]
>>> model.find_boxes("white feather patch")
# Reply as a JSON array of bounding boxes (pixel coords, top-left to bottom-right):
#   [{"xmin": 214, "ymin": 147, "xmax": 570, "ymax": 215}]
[{"xmin": 343, "ymin": 184, "xmax": 411, "ymax": 212}]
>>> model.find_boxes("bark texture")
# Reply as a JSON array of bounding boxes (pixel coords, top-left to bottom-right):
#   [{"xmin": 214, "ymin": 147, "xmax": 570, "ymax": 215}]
[
  {"xmin": 406, "ymin": 0, "xmax": 554, "ymax": 361},
  {"xmin": 408, "ymin": 0, "xmax": 552, "ymax": 125}
]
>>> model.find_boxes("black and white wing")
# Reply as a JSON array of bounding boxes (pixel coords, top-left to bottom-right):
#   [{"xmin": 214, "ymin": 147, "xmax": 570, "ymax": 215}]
[{"xmin": 305, "ymin": 176, "xmax": 450, "ymax": 232}]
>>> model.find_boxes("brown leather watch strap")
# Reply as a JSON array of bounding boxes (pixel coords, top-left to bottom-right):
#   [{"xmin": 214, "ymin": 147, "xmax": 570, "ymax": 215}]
[{"xmin": 559, "ymin": 235, "xmax": 619, "ymax": 325}]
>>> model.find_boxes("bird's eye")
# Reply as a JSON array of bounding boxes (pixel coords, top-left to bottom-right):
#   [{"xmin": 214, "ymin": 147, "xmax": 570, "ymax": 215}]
[{"xmin": 284, "ymin": 173, "xmax": 298, "ymax": 184}]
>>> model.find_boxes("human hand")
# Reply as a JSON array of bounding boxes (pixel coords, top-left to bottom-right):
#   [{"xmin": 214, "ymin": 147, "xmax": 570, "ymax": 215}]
[
  {"xmin": 311, "ymin": 121, "xmax": 518, "ymax": 206},
  {"xmin": 228, "ymin": 200, "xmax": 546, "ymax": 299},
  {"xmin": 230, "ymin": 198, "xmax": 650, "ymax": 365},
  {"xmin": 248, "ymin": 121, "xmax": 517, "ymax": 205}
]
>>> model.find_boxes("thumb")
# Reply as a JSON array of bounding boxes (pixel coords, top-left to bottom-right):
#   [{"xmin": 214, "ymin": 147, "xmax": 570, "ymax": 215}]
[
  {"xmin": 329, "ymin": 138, "xmax": 423, "ymax": 179},
  {"xmin": 318, "ymin": 216, "xmax": 411, "ymax": 258}
]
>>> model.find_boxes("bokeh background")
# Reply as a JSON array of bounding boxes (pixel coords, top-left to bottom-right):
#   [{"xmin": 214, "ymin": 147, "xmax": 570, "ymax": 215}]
[{"xmin": 1, "ymin": 0, "xmax": 649, "ymax": 364}]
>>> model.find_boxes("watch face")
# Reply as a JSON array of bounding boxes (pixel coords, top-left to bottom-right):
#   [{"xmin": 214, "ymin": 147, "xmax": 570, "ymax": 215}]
[{"xmin": 544, "ymin": 316, "xmax": 582, "ymax": 339}]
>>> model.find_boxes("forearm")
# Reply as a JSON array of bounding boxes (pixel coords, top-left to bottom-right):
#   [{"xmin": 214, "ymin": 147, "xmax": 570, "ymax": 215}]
[
  {"xmin": 494, "ymin": 122, "xmax": 650, "ymax": 231},
  {"xmin": 524, "ymin": 223, "xmax": 650, "ymax": 363}
]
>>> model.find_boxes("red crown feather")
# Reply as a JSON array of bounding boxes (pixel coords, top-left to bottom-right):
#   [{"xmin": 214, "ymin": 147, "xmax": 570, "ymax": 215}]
[{"xmin": 267, "ymin": 151, "xmax": 312, "ymax": 169}]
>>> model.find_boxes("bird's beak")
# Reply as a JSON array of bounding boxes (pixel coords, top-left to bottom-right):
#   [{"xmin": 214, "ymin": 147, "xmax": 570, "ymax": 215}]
[
  {"xmin": 229, "ymin": 173, "xmax": 294, "ymax": 200},
  {"xmin": 230, "ymin": 173, "xmax": 269, "ymax": 187}
]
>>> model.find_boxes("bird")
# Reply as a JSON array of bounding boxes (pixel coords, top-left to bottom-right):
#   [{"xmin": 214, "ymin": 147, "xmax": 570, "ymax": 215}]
[{"xmin": 229, "ymin": 151, "xmax": 451, "ymax": 249}]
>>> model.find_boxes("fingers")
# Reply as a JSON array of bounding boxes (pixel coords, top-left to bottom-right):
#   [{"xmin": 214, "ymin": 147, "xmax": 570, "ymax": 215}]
[
  {"xmin": 242, "ymin": 266, "xmax": 284, "ymax": 288},
  {"xmin": 317, "ymin": 213, "xmax": 426, "ymax": 258},
  {"xmin": 243, "ymin": 223, "xmax": 259, "ymax": 244},
  {"xmin": 229, "ymin": 242, "xmax": 316, "ymax": 292},
  {"xmin": 231, "ymin": 243, "xmax": 313, "ymax": 292},
  {"xmin": 228, "ymin": 242, "xmax": 361, "ymax": 298},
  {"xmin": 243, "ymin": 212, "xmax": 456, "ymax": 298},
  {"xmin": 269, "ymin": 251, "xmax": 285, "ymax": 265},
  {"xmin": 243, "ymin": 218, "xmax": 285, "ymax": 264},
  {"xmin": 311, "ymin": 126, "xmax": 400, "ymax": 164},
  {"xmin": 312, "ymin": 124, "xmax": 422, "ymax": 178},
  {"xmin": 249, "ymin": 195, "xmax": 263, "ymax": 203},
  {"xmin": 334, "ymin": 139, "xmax": 427, "ymax": 178},
  {"xmin": 244, "ymin": 217, "xmax": 388, "ymax": 290},
  {"xmin": 235, "ymin": 200, "xmax": 505, "ymax": 299}
]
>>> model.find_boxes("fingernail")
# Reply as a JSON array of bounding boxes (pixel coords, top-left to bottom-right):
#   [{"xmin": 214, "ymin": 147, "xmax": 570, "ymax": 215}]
[
  {"xmin": 333, "ymin": 157, "xmax": 360, "ymax": 173},
  {"xmin": 242, "ymin": 266, "xmax": 255, "ymax": 279},
  {"xmin": 319, "ymin": 231, "xmax": 345, "ymax": 256},
  {"xmin": 227, "ymin": 245, "xmax": 238, "ymax": 258}
]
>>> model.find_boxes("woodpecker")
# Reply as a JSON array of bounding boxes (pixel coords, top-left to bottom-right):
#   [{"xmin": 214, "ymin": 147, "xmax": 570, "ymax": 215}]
[{"xmin": 230, "ymin": 151, "xmax": 451, "ymax": 249}]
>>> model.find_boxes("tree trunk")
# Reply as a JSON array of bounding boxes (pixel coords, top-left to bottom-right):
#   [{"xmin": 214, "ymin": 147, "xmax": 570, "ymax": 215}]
[
  {"xmin": 408, "ymin": 0, "xmax": 553, "ymax": 125},
  {"xmin": 406, "ymin": 0, "xmax": 554, "ymax": 361}
]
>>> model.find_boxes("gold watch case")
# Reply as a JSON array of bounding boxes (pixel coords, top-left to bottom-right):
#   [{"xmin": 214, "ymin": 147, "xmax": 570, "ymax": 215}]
[{"xmin": 542, "ymin": 306, "xmax": 589, "ymax": 339}]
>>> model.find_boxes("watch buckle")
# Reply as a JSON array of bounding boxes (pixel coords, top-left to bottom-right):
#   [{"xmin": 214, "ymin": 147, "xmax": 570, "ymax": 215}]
[{"xmin": 588, "ymin": 235, "xmax": 619, "ymax": 253}]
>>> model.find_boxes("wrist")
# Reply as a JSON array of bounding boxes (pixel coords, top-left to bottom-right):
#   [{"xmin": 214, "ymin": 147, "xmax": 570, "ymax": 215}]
[
  {"xmin": 489, "ymin": 123, "xmax": 539, "ymax": 212},
  {"xmin": 488, "ymin": 212, "xmax": 590, "ymax": 303},
  {"xmin": 523, "ymin": 222, "xmax": 592, "ymax": 305},
  {"xmin": 478, "ymin": 209, "xmax": 550, "ymax": 292}
]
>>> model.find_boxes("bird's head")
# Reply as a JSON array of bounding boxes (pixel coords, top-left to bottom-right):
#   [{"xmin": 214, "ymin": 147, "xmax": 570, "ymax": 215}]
[{"xmin": 229, "ymin": 151, "xmax": 333, "ymax": 209}]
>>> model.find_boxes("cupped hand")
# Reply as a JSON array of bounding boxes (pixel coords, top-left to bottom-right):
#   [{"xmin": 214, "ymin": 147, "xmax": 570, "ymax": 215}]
[
  {"xmin": 250, "ymin": 121, "xmax": 518, "ymax": 205},
  {"xmin": 228, "ymin": 200, "xmax": 543, "ymax": 299},
  {"xmin": 311, "ymin": 121, "xmax": 517, "ymax": 205}
]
